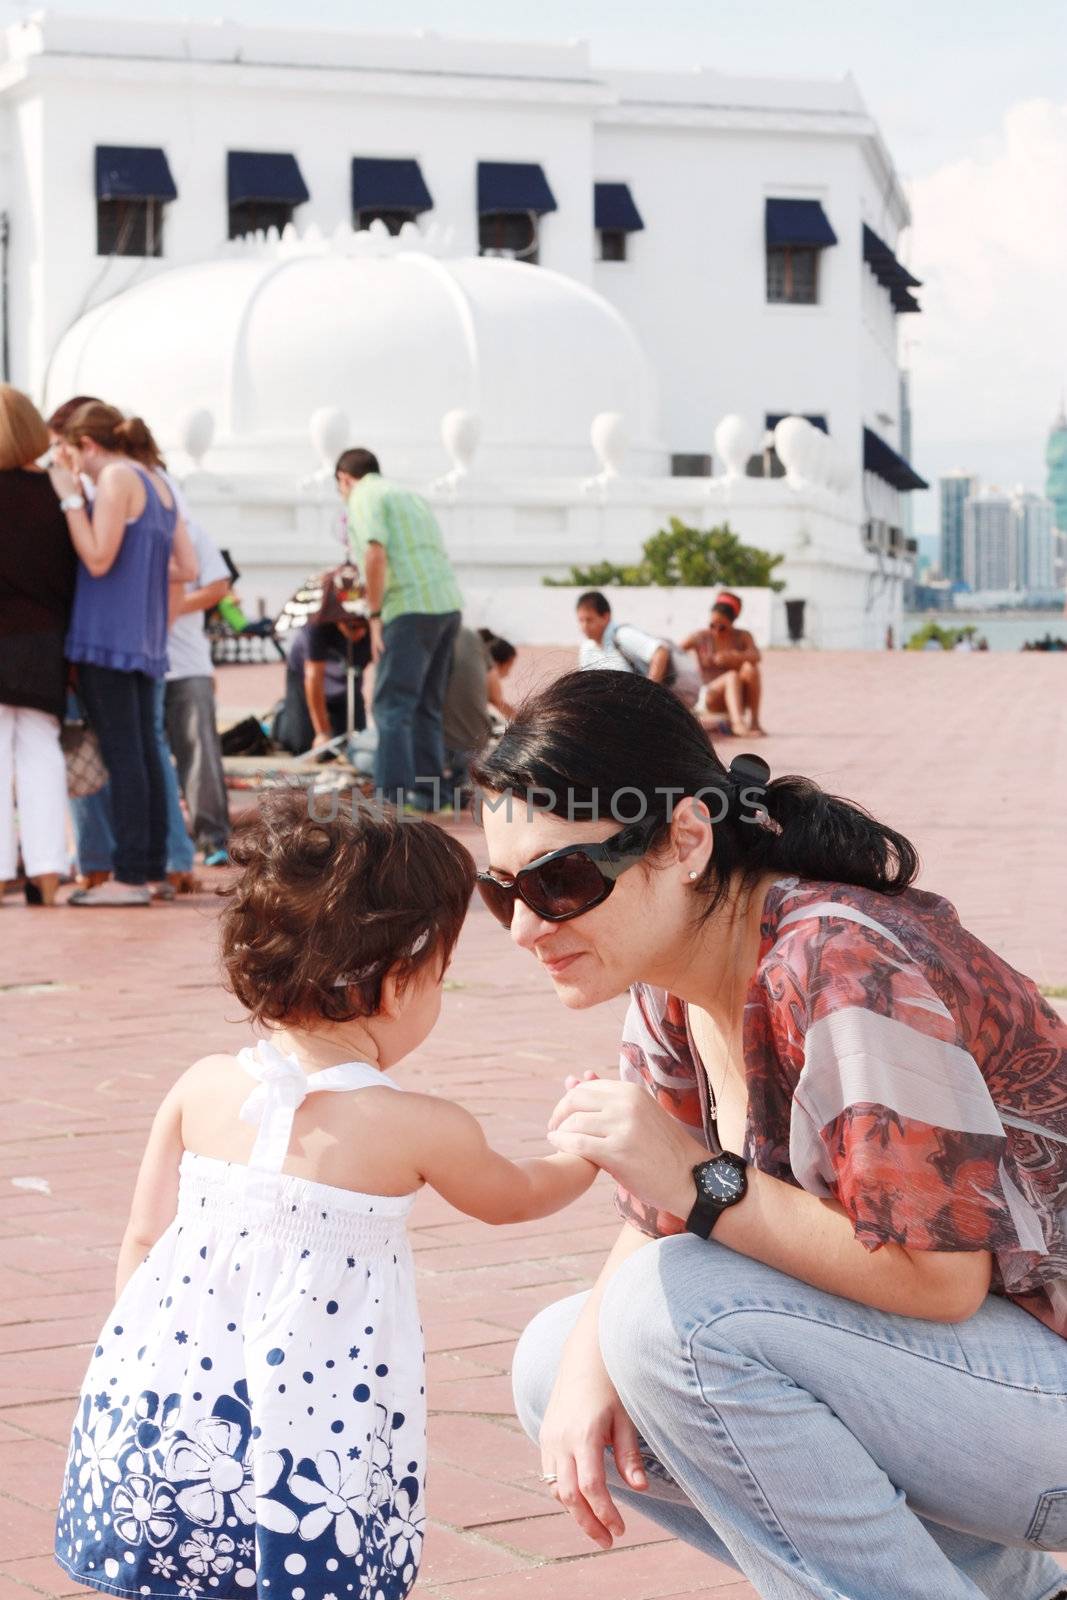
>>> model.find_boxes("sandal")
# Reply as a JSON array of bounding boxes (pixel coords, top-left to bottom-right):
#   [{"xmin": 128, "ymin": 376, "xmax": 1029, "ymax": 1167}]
[{"xmin": 68, "ymin": 882, "xmax": 151, "ymax": 907}]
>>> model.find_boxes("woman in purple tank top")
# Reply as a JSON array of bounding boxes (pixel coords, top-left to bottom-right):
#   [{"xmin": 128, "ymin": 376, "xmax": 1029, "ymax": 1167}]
[{"xmin": 49, "ymin": 403, "xmax": 196, "ymax": 906}]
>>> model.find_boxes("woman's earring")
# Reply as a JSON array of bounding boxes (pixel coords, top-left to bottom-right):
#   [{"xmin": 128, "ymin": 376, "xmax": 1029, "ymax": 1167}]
[{"xmin": 688, "ymin": 870, "xmax": 699, "ymax": 880}]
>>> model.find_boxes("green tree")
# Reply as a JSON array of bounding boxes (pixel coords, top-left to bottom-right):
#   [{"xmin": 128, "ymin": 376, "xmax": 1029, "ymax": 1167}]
[
  {"xmin": 544, "ymin": 518, "xmax": 785, "ymax": 590},
  {"xmin": 904, "ymin": 621, "xmax": 977, "ymax": 651}
]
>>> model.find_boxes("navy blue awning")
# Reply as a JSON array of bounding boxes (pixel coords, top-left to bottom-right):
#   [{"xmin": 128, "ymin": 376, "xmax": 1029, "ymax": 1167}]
[
  {"xmin": 765, "ymin": 198, "xmax": 837, "ymax": 249},
  {"xmin": 594, "ymin": 182, "xmax": 644, "ymax": 233},
  {"xmin": 351, "ymin": 157, "xmax": 433, "ymax": 215},
  {"xmin": 228, "ymin": 152, "xmax": 309, "ymax": 207},
  {"xmin": 863, "ymin": 224, "xmax": 921, "ymax": 313},
  {"xmin": 863, "ymin": 427, "xmax": 927, "ymax": 492},
  {"xmin": 766, "ymin": 413, "xmax": 828, "ymax": 434},
  {"xmin": 95, "ymin": 146, "xmax": 177, "ymax": 202},
  {"xmin": 478, "ymin": 161, "xmax": 557, "ymax": 216}
]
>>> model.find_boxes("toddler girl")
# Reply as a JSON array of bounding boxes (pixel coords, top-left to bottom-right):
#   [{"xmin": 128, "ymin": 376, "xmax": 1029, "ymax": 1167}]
[{"xmin": 55, "ymin": 791, "xmax": 596, "ymax": 1600}]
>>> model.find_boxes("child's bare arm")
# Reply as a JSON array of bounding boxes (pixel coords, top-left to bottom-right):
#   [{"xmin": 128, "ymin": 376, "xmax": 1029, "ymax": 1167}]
[
  {"xmin": 410, "ymin": 1095, "xmax": 597, "ymax": 1224},
  {"xmin": 116, "ymin": 1079, "xmax": 185, "ymax": 1297}
]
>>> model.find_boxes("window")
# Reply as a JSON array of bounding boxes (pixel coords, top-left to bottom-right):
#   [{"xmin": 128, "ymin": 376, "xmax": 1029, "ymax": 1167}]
[
  {"xmin": 671, "ymin": 453, "xmax": 712, "ymax": 478},
  {"xmin": 479, "ymin": 212, "xmax": 539, "ymax": 263},
  {"xmin": 228, "ymin": 199, "xmax": 296, "ymax": 241},
  {"xmin": 96, "ymin": 198, "xmax": 164, "ymax": 258},
  {"xmin": 766, "ymin": 245, "xmax": 818, "ymax": 305},
  {"xmin": 355, "ymin": 208, "xmax": 418, "ymax": 237},
  {"xmin": 598, "ymin": 228, "xmax": 627, "ymax": 262}
]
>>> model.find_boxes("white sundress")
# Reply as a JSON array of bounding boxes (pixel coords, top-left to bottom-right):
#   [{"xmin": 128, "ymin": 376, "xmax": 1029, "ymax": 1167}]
[{"xmin": 55, "ymin": 1041, "xmax": 426, "ymax": 1600}]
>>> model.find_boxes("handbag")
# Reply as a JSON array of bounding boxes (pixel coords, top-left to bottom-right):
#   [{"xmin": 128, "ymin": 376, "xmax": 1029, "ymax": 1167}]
[{"xmin": 60, "ymin": 704, "xmax": 108, "ymax": 798}]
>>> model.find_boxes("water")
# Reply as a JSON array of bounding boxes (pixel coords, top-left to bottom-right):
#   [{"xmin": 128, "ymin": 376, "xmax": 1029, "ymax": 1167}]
[{"xmin": 903, "ymin": 611, "xmax": 1067, "ymax": 652}]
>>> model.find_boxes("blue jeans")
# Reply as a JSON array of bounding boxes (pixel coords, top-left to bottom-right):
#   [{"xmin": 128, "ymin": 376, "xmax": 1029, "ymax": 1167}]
[
  {"xmin": 70, "ymin": 681, "xmax": 194, "ymax": 876},
  {"xmin": 513, "ymin": 1237, "xmax": 1067, "ymax": 1600},
  {"xmin": 373, "ymin": 610, "xmax": 460, "ymax": 799}
]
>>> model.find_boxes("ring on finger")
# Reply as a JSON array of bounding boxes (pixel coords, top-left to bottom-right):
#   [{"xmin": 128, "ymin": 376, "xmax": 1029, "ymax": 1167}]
[{"xmin": 540, "ymin": 1472, "xmax": 558, "ymax": 1484}]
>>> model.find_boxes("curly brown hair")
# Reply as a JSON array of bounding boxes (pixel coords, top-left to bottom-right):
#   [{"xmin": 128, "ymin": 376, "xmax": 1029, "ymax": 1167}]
[{"xmin": 219, "ymin": 788, "xmax": 476, "ymax": 1027}]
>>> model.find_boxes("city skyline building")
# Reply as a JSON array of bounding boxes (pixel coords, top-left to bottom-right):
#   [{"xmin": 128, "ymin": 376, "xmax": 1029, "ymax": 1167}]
[
  {"xmin": 1014, "ymin": 491, "xmax": 1055, "ymax": 593},
  {"xmin": 1046, "ymin": 403, "xmax": 1067, "ymax": 534},
  {"xmin": 940, "ymin": 471, "xmax": 978, "ymax": 583},
  {"xmin": 963, "ymin": 489, "xmax": 1014, "ymax": 592},
  {"xmin": 962, "ymin": 486, "xmax": 1056, "ymax": 595}
]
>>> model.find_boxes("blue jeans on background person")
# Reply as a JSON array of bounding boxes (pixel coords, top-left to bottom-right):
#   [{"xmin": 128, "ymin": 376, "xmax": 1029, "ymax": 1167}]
[
  {"xmin": 70, "ymin": 682, "xmax": 194, "ymax": 876},
  {"xmin": 373, "ymin": 610, "xmax": 461, "ymax": 803},
  {"xmin": 514, "ymin": 1236, "xmax": 1067, "ymax": 1600}
]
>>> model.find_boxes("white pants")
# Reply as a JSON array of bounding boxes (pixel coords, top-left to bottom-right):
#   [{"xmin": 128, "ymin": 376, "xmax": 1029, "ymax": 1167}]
[{"xmin": 0, "ymin": 704, "xmax": 70, "ymax": 879}]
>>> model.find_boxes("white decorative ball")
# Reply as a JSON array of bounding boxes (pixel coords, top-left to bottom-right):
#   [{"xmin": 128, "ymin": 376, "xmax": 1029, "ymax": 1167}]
[
  {"xmin": 714, "ymin": 414, "xmax": 756, "ymax": 480},
  {"xmin": 590, "ymin": 411, "xmax": 627, "ymax": 476}
]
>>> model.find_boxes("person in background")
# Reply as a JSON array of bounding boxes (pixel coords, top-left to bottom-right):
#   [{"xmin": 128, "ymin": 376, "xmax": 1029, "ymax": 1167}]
[
  {"xmin": 49, "ymin": 394, "xmax": 200, "ymax": 897},
  {"xmin": 575, "ymin": 591, "xmax": 701, "ymax": 708},
  {"xmin": 275, "ymin": 575, "xmax": 371, "ymax": 756},
  {"xmin": 337, "ymin": 447, "xmax": 462, "ymax": 810},
  {"xmin": 164, "ymin": 519, "xmax": 233, "ymax": 866},
  {"xmin": 681, "ymin": 591, "xmax": 765, "ymax": 738},
  {"xmin": 0, "ymin": 387, "xmax": 77, "ymax": 906},
  {"xmin": 479, "ymin": 627, "xmax": 518, "ymax": 721},
  {"xmin": 50, "ymin": 402, "xmax": 196, "ymax": 906},
  {"xmin": 443, "ymin": 627, "xmax": 518, "ymax": 797}
]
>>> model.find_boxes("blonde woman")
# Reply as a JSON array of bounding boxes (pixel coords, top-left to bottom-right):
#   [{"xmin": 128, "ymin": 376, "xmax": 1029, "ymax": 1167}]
[{"xmin": 0, "ymin": 386, "xmax": 76, "ymax": 905}]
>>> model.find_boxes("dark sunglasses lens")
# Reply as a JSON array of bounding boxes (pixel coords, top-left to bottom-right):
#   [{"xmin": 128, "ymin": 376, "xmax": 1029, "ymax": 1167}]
[
  {"xmin": 523, "ymin": 851, "xmax": 609, "ymax": 920},
  {"xmin": 477, "ymin": 877, "xmax": 516, "ymax": 927}
]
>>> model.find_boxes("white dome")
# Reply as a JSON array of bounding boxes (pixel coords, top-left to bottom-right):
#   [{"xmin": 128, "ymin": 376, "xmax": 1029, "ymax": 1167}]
[{"xmin": 46, "ymin": 239, "xmax": 663, "ymax": 480}]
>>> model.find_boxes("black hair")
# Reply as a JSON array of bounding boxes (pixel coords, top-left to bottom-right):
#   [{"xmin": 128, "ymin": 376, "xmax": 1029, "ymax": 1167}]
[
  {"xmin": 576, "ymin": 590, "xmax": 611, "ymax": 616},
  {"xmin": 477, "ymin": 627, "xmax": 517, "ymax": 667},
  {"xmin": 472, "ymin": 671, "xmax": 918, "ymax": 917},
  {"xmin": 710, "ymin": 603, "xmax": 736, "ymax": 622},
  {"xmin": 335, "ymin": 447, "xmax": 381, "ymax": 480}
]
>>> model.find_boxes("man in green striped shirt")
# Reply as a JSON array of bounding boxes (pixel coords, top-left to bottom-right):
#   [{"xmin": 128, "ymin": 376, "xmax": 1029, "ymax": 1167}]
[{"xmin": 336, "ymin": 448, "xmax": 462, "ymax": 807}]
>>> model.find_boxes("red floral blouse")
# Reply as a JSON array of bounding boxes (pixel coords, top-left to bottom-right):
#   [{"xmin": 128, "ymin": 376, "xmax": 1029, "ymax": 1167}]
[{"xmin": 618, "ymin": 877, "xmax": 1067, "ymax": 1338}]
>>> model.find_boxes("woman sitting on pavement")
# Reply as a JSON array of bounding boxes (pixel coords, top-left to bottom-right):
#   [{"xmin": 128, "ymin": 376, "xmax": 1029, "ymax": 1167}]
[
  {"xmin": 472, "ymin": 667, "xmax": 1067, "ymax": 1600},
  {"xmin": 50, "ymin": 402, "xmax": 196, "ymax": 906},
  {"xmin": 479, "ymin": 627, "xmax": 518, "ymax": 721},
  {"xmin": 682, "ymin": 590, "xmax": 765, "ymax": 737},
  {"xmin": 275, "ymin": 572, "xmax": 371, "ymax": 756}
]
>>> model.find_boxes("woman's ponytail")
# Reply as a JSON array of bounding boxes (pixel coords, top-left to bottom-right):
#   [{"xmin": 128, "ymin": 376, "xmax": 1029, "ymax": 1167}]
[
  {"xmin": 754, "ymin": 776, "xmax": 919, "ymax": 893},
  {"xmin": 114, "ymin": 415, "xmax": 164, "ymax": 469}
]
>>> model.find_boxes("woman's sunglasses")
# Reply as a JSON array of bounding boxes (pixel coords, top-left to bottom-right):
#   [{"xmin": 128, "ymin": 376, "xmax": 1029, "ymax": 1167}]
[{"xmin": 476, "ymin": 819, "xmax": 659, "ymax": 928}]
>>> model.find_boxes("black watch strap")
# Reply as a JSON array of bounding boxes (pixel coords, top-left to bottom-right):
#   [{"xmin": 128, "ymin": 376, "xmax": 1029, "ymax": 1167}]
[{"xmin": 684, "ymin": 1152, "xmax": 748, "ymax": 1239}]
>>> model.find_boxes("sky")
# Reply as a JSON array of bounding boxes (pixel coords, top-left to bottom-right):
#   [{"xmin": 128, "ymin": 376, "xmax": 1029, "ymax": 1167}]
[{"xmin": 6, "ymin": 0, "xmax": 1064, "ymax": 533}]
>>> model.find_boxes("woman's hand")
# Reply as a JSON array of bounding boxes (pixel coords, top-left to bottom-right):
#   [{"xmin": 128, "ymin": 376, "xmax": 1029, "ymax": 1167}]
[
  {"xmin": 48, "ymin": 462, "xmax": 80, "ymax": 501},
  {"xmin": 548, "ymin": 1079, "xmax": 707, "ymax": 1220},
  {"xmin": 539, "ymin": 1344, "xmax": 647, "ymax": 1548}
]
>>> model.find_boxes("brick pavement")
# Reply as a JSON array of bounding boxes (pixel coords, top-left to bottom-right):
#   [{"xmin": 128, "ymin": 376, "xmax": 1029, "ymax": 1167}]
[{"xmin": 0, "ymin": 649, "xmax": 1064, "ymax": 1599}]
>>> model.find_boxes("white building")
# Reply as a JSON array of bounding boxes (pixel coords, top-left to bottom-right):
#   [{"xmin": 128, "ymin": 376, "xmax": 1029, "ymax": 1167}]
[
  {"xmin": 1014, "ymin": 492, "xmax": 1055, "ymax": 593},
  {"xmin": 964, "ymin": 492, "xmax": 1015, "ymax": 592},
  {"xmin": 0, "ymin": 13, "xmax": 925, "ymax": 647},
  {"xmin": 962, "ymin": 488, "xmax": 1056, "ymax": 595}
]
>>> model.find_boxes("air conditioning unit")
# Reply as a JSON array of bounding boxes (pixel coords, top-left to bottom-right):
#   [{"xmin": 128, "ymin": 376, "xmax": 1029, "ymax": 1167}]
[
  {"xmin": 905, "ymin": 537, "xmax": 919, "ymax": 556},
  {"xmin": 863, "ymin": 520, "xmax": 886, "ymax": 553},
  {"xmin": 888, "ymin": 526, "xmax": 905, "ymax": 557}
]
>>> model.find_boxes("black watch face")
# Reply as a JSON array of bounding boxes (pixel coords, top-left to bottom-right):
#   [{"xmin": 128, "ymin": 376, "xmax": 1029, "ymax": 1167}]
[{"xmin": 697, "ymin": 1157, "xmax": 745, "ymax": 1204}]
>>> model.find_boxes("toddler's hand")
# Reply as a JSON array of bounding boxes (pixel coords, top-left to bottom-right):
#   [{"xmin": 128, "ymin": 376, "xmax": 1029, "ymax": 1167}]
[{"xmin": 563, "ymin": 1070, "xmax": 601, "ymax": 1092}]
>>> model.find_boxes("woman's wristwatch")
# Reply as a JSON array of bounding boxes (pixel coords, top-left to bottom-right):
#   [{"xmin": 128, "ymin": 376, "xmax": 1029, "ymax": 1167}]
[
  {"xmin": 59, "ymin": 493, "xmax": 86, "ymax": 513},
  {"xmin": 684, "ymin": 1152, "xmax": 748, "ymax": 1238}
]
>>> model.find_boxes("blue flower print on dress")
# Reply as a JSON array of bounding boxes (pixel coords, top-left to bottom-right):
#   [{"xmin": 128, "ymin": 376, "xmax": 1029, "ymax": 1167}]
[
  {"xmin": 166, "ymin": 1415, "xmax": 255, "ymax": 1527},
  {"xmin": 177, "ymin": 1529, "xmax": 236, "ymax": 1578},
  {"xmin": 110, "ymin": 1474, "xmax": 178, "ymax": 1548},
  {"xmin": 55, "ymin": 1049, "xmax": 426, "ymax": 1600}
]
